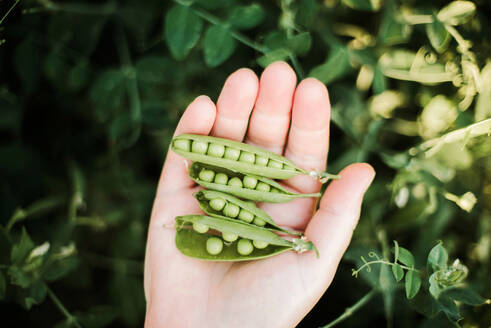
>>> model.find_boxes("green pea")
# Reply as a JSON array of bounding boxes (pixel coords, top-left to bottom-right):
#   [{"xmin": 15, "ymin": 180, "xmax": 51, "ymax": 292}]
[
  {"xmin": 256, "ymin": 182, "xmax": 271, "ymax": 192},
  {"xmin": 243, "ymin": 176, "xmax": 258, "ymax": 189},
  {"xmin": 206, "ymin": 237, "xmax": 223, "ymax": 255},
  {"xmin": 173, "ymin": 139, "xmax": 191, "ymax": 152},
  {"xmin": 223, "ymin": 203, "xmax": 240, "ymax": 218},
  {"xmin": 270, "ymin": 188, "xmax": 280, "ymax": 193},
  {"xmin": 192, "ymin": 140, "xmax": 208, "ymax": 154},
  {"xmin": 199, "ymin": 169, "xmax": 215, "ymax": 182},
  {"xmin": 214, "ymin": 173, "xmax": 229, "ymax": 185},
  {"xmin": 283, "ymin": 165, "xmax": 295, "ymax": 171},
  {"xmin": 237, "ymin": 239, "xmax": 254, "ymax": 255},
  {"xmin": 228, "ymin": 177, "xmax": 243, "ymax": 188},
  {"xmin": 193, "ymin": 222, "xmax": 209, "ymax": 233},
  {"xmin": 239, "ymin": 151, "xmax": 255, "ymax": 163},
  {"xmin": 222, "ymin": 232, "xmax": 238, "ymax": 242},
  {"xmin": 253, "ymin": 217, "xmax": 266, "ymax": 226},
  {"xmin": 253, "ymin": 240, "xmax": 269, "ymax": 249},
  {"xmin": 255, "ymin": 155, "xmax": 268, "ymax": 166},
  {"xmin": 268, "ymin": 159, "xmax": 283, "ymax": 169},
  {"xmin": 238, "ymin": 209, "xmax": 254, "ymax": 223},
  {"xmin": 208, "ymin": 144, "xmax": 225, "ymax": 158},
  {"xmin": 209, "ymin": 198, "xmax": 226, "ymax": 211},
  {"xmin": 224, "ymin": 147, "xmax": 240, "ymax": 160}
]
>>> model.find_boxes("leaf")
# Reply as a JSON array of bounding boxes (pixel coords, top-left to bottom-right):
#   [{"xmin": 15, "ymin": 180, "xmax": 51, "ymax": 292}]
[
  {"xmin": 257, "ymin": 48, "xmax": 290, "ymax": 68},
  {"xmin": 392, "ymin": 264, "xmax": 404, "ymax": 282},
  {"xmin": 397, "ymin": 247, "xmax": 415, "ymax": 267},
  {"xmin": 442, "ymin": 288, "xmax": 487, "ymax": 306},
  {"xmin": 372, "ymin": 65, "xmax": 387, "ymax": 94},
  {"xmin": 195, "ymin": 0, "xmax": 229, "ymax": 9},
  {"xmin": 429, "ymin": 272, "xmax": 442, "ymax": 299},
  {"xmin": 309, "ymin": 46, "xmax": 351, "ymax": 85},
  {"xmin": 438, "ymin": 295, "xmax": 462, "ymax": 322},
  {"xmin": 287, "ymin": 32, "xmax": 312, "ymax": 56},
  {"xmin": 475, "ymin": 61, "xmax": 491, "ymax": 121},
  {"xmin": 378, "ymin": 1, "xmax": 412, "ymax": 45},
  {"xmin": 89, "ymin": 69, "xmax": 126, "ymax": 120},
  {"xmin": 409, "ymin": 291, "xmax": 444, "ymax": 318},
  {"xmin": 136, "ymin": 56, "xmax": 178, "ymax": 84},
  {"xmin": 341, "ymin": 0, "xmax": 382, "ymax": 11},
  {"xmin": 164, "ymin": 4, "xmax": 203, "ymax": 60},
  {"xmin": 437, "ymin": 1, "xmax": 476, "ymax": 26},
  {"xmin": 11, "ymin": 228, "xmax": 35, "ymax": 264},
  {"xmin": 393, "ymin": 240, "xmax": 400, "ymax": 262},
  {"xmin": 23, "ymin": 280, "xmax": 47, "ymax": 310},
  {"xmin": 74, "ymin": 306, "xmax": 119, "ymax": 328},
  {"xmin": 405, "ymin": 270, "xmax": 421, "ymax": 299},
  {"xmin": 228, "ymin": 4, "xmax": 265, "ymax": 30},
  {"xmin": 43, "ymin": 257, "xmax": 79, "ymax": 282},
  {"xmin": 297, "ymin": 0, "xmax": 318, "ymax": 28},
  {"xmin": 203, "ymin": 25, "xmax": 237, "ymax": 67},
  {"xmin": 426, "ymin": 20, "xmax": 451, "ymax": 53},
  {"xmin": 67, "ymin": 60, "xmax": 90, "ymax": 92},
  {"xmin": 427, "ymin": 242, "xmax": 448, "ymax": 273},
  {"xmin": 0, "ymin": 270, "xmax": 6, "ymax": 299}
]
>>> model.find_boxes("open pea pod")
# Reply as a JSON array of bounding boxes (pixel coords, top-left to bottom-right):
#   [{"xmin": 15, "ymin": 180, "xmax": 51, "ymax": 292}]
[
  {"xmin": 194, "ymin": 190, "xmax": 302, "ymax": 236},
  {"xmin": 175, "ymin": 215, "xmax": 317, "ymax": 261},
  {"xmin": 189, "ymin": 162, "xmax": 321, "ymax": 203},
  {"xmin": 172, "ymin": 134, "xmax": 339, "ymax": 182}
]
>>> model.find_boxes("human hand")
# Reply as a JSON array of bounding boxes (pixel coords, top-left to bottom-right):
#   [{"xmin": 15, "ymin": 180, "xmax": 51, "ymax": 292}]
[{"xmin": 144, "ymin": 61, "xmax": 375, "ymax": 328}]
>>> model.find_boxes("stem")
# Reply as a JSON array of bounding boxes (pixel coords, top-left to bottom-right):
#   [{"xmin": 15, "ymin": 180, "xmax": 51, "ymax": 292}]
[
  {"xmin": 402, "ymin": 14, "xmax": 434, "ymax": 25},
  {"xmin": 0, "ymin": 0, "xmax": 20, "ymax": 25},
  {"xmin": 289, "ymin": 54, "xmax": 305, "ymax": 79},
  {"xmin": 24, "ymin": 1, "xmax": 116, "ymax": 15},
  {"xmin": 47, "ymin": 287, "xmax": 82, "ymax": 328},
  {"xmin": 321, "ymin": 289, "xmax": 378, "ymax": 328},
  {"xmin": 352, "ymin": 260, "xmax": 421, "ymax": 277}
]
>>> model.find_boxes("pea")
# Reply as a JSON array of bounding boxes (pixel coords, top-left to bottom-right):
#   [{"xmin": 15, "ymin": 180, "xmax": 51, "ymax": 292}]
[
  {"xmin": 222, "ymin": 232, "xmax": 238, "ymax": 242},
  {"xmin": 239, "ymin": 151, "xmax": 255, "ymax": 163},
  {"xmin": 199, "ymin": 169, "xmax": 215, "ymax": 182},
  {"xmin": 238, "ymin": 209, "xmax": 254, "ymax": 223},
  {"xmin": 208, "ymin": 144, "xmax": 225, "ymax": 158},
  {"xmin": 256, "ymin": 182, "xmax": 271, "ymax": 192},
  {"xmin": 270, "ymin": 188, "xmax": 280, "ymax": 193},
  {"xmin": 193, "ymin": 222, "xmax": 209, "ymax": 233},
  {"xmin": 228, "ymin": 177, "xmax": 243, "ymax": 188},
  {"xmin": 224, "ymin": 147, "xmax": 240, "ymax": 160},
  {"xmin": 284, "ymin": 165, "xmax": 295, "ymax": 171},
  {"xmin": 253, "ymin": 240, "xmax": 269, "ymax": 249},
  {"xmin": 243, "ymin": 176, "xmax": 258, "ymax": 189},
  {"xmin": 173, "ymin": 139, "xmax": 191, "ymax": 152},
  {"xmin": 214, "ymin": 173, "xmax": 229, "ymax": 185},
  {"xmin": 223, "ymin": 203, "xmax": 240, "ymax": 218},
  {"xmin": 206, "ymin": 237, "xmax": 223, "ymax": 255},
  {"xmin": 255, "ymin": 155, "xmax": 268, "ymax": 166},
  {"xmin": 237, "ymin": 239, "xmax": 254, "ymax": 255},
  {"xmin": 192, "ymin": 140, "xmax": 208, "ymax": 154},
  {"xmin": 253, "ymin": 218, "xmax": 266, "ymax": 227},
  {"xmin": 209, "ymin": 198, "xmax": 226, "ymax": 211},
  {"xmin": 268, "ymin": 159, "xmax": 283, "ymax": 169}
]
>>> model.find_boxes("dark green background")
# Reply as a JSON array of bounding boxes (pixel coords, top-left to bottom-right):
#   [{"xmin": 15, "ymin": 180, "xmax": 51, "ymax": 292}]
[{"xmin": 1, "ymin": 0, "xmax": 490, "ymax": 327}]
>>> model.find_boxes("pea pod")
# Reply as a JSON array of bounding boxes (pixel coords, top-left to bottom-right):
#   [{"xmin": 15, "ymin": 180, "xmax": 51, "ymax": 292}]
[
  {"xmin": 189, "ymin": 162, "xmax": 321, "ymax": 203},
  {"xmin": 175, "ymin": 215, "xmax": 317, "ymax": 261},
  {"xmin": 172, "ymin": 134, "xmax": 339, "ymax": 182},
  {"xmin": 194, "ymin": 190, "xmax": 301, "ymax": 236}
]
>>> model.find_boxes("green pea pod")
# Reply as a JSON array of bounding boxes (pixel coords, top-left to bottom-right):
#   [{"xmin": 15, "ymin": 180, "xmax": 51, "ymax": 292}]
[
  {"xmin": 189, "ymin": 162, "xmax": 321, "ymax": 203},
  {"xmin": 175, "ymin": 215, "xmax": 317, "ymax": 261},
  {"xmin": 194, "ymin": 190, "xmax": 302, "ymax": 236},
  {"xmin": 172, "ymin": 134, "xmax": 339, "ymax": 182}
]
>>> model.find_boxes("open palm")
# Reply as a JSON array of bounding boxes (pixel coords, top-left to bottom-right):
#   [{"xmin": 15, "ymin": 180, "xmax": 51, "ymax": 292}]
[{"xmin": 144, "ymin": 62, "xmax": 375, "ymax": 328}]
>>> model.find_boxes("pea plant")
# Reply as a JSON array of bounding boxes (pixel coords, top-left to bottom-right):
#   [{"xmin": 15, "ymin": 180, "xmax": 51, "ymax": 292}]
[{"xmin": 0, "ymin": 0, "xmax": 490, "ymax": 327}]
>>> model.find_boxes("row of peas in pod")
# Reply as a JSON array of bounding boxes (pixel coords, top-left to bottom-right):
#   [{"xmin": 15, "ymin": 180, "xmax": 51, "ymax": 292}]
[{"xmin": 171, "ymin": 134, "xmax": 329, "ymax": 261}]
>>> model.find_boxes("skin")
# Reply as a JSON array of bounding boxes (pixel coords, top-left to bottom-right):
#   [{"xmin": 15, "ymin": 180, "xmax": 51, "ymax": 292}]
[{"xmin": 144, "ymin": 61, "xmax": 375, "ymax": 328}]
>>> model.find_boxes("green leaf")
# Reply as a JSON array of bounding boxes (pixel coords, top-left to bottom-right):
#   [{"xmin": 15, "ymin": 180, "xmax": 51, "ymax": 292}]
[
  {"xmin": 67, "ymin": 60, "xmax": 90, "ymax": 92},
  {"xmin": 228, "ymin": 4, "xmax": 265, "ymax": 30},
  {"xmin": 75, "ymin": 306, "xmax": 119, "ymax": 328},
  {"xmin": 443, "ymin": 288, "xmax": 487, "ymax": 306},
  {"xmin": 438, "ymin": 295, "xmax": 462, "ymax": 322},
  {"xmin": 288, "ymin": 32, "xmax": 312, "ymax": 56},
  {"xmin": 372, "ymin": 65, "xmax": 387, "ymax": 94},
  {"xmin": 475, "ymin": 61, "xmax": 491, "ymax": 121},
  {"xmin": 437, "ymin": 1, "xmax": 476, "ymax": 26},
  {"xmin": 257, "ymin": 48, "xmax": 290, "ymax": 68},
  {"xmin": 392, "ymin": 264, "xmax": 404, "ymax": 282},
  {"xmin": 393, "ymin": 240, "xmax": 400, "ymax": 262},
  {"xmin": 309, "ymin": 46, "xmax": 351, "ymax": 85},
  {"xmin": 164, "ymin": 4, "xmax": 203, "ymax": 60},
  {"xmin": 136, "ymin": 56, "xmax": 177, "ymax": 84},
  {"xmin": 11, "ymin": 228, "xmax": 35, "ymax": 264},
  {"xmin": 203, "ymin": 25, "xmax": 237, "ymax": 67},
  {"xmin": 426, "ymin": 20, "xmax": 451, "ymax": 53},
  {"xmin": 195, "ymin": 0, "xmax": 229, "ymax": 9},
  {"xmin": 378, "ymin": 1, "xmax": 412, "ymax": 45},
  {"xmin": 397, "ymin": 247, "xmax": 414, "ymax": 267},
  {"xmin": 297, "ymin": 0, "xmax": 318, "ymax": 28},
  {"xmin": 427, "ymin": 242, "xmax": 448, "ymax": 273},
  {"xmin": 23, "ymin": 280, "xmax": 47, "ymax": 310},
  {"xmin": 90, "ymin": 69, "xmax": 126, "ymax": 117},
  {"xmin": 405, "ymin": 270, "xmax": 421, "ymax": 299},
  {"xmin": 429, "ymin": 272, "xmax": 442, "ymax": 299},
  {"xmin": 0, "ymin": 270, "xmax": 6, "ymax": 299},
  {"xmin": 7, "ymin": 265, "xmax": 33, "ymax": 288},
  {"xmin": 43, "ymin": 257, "xmax": 79, "ymax": 282},
  {"xmin": 342, "ymin": 0, "xmax": 382, "ymax": 11}
]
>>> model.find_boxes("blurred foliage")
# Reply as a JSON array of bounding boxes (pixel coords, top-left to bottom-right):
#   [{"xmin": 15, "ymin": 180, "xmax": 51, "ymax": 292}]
[{"xmin": 0, "ymin": 0, "xmax": 490, "ymax": 327}]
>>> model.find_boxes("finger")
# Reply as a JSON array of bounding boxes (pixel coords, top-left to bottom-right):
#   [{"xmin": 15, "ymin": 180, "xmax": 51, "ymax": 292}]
[
  {"xmin": 300, "ymin": 163, "xmax": 375, "ymax": 287},
  {"xmin": 156, "ymin": 96, "xmax": 216, "ymax": 196},
  {"xmin": 211, "ymin": 68, "xmax": 258, "ymax": 141},
  {"xmin": 246, "ymin": 61, "xmax": 297, "ymax": 153},
  {"xmin": 284, "ymin": 78, "xmax": 331, "ymax": 194}
]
